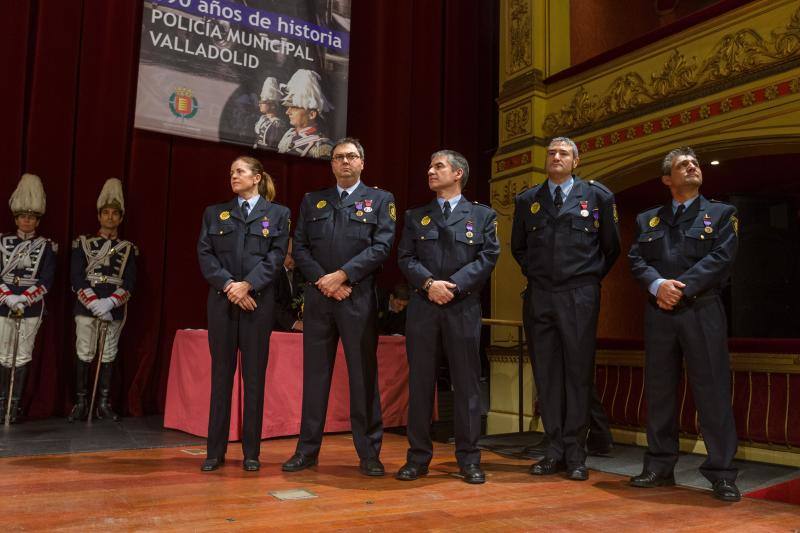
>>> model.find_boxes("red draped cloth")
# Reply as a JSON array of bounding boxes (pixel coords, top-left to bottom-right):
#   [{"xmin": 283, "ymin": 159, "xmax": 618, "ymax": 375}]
[{"xmin": 164, "ymin": 330, "xmax": 411, "ymax": 440}]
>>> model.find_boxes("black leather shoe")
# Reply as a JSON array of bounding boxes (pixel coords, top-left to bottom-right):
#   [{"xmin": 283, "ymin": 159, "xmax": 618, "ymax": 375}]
[
  {"xmin": 201, "ymin": 457, "xmax": 225, "ymax": 472},
  {"xmin": 629, "ymin": 470, "xmax": 675, "ymax": 488},
  {"xmin": 712, "ymin": 479, "xmax": 741, "ymax": 502},
  {"xmin": 567, "ymin": 465, "xmax": 589, "ymax": 481},
  {"xmin": 359, "ymin": 457, "xmax": 385, "ymax": 476},
  {"xmin": 395, "ymin": 462, "xmax": 429, "ymax": 481},
  {"xmin": 243, "ymin": 459, "xmax": 260, "ymax": 472},
  {"xmin": 529, "ymin": 457, "xmax": 564, "ymax": 476},
  {"xmin": 459, "ymin": 464, "xmax": 485, "ymax": 484},
  {"xmin": 282, "ymin": 452, "xmax": 317, "ymax": 472}
]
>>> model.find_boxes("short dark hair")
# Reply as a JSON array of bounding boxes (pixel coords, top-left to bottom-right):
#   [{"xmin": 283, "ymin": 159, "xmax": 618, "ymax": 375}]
[
  {"xmin": 662, "ymin": 146, "xmax": 698, "ymax": 175},
  {"xmin": 333, "ymin": 137, "xmax": 365, "ymax": 160},
  {"xmin": 431, "ymin": 149, "xmax": 470, "ymax": 189}
]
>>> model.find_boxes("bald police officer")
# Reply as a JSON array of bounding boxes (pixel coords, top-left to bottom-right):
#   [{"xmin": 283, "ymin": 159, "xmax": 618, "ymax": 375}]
[{"xmin": 282, "ymin": 137, "xmax": 395, "ymax": 476}]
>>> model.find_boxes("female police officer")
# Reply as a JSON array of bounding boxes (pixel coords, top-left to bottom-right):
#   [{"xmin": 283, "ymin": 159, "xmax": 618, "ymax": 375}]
[{"xmin": 197, "ymin": 156, "xmax": 290, "ymax": 472}]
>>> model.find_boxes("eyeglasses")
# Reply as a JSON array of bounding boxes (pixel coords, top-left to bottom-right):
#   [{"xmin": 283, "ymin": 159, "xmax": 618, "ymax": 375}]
[{"xmin": 332, "ymin": 153, "xmax": 361, "ymax": 162}]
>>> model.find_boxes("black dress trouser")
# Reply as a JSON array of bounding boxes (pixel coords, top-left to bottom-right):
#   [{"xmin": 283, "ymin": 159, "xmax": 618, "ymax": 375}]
[
  {"xmin": 526, "ymin": 283, "xmax": 600, "ymax": 468},
  {"xmin": 206, "ymin": 287, "xmax": 274, "ymax": 460},
  {"xmin": 643, "ymin": 296, "xmax": 738, "ymax": 482},
  {"xmin": 405, "ymin": 293, "xmax": 483, "ymax": 467},
  {"xmin": 296, "ymin": 282, "xmax": 383, "ymax": 460}
]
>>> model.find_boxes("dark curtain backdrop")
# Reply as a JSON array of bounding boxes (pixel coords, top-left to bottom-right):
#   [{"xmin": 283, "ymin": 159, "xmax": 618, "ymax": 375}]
[{"xmin": 0, "ymin": 1, "xmax": 498, "ymax": 417}]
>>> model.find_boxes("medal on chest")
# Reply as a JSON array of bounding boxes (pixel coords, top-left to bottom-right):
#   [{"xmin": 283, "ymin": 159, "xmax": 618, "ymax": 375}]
[
  {"xmin": 262, "ymin": 216, "xmax": 270, "ymax": 237},
  {"xmin": 465, "ymin": 220, "xmax": 474, "ymax": 239},
  {"xmin": 703, "ymin": 213, "xmax": 713, "ymax": 233},
  {"xmin": 364, "ymin": 199, "xmax": 373, "ymax": 213},
  {"xmin": 355, "ymin": 201, "xmax": 364, "ymax": 217},
  {"xmin": 580, "ymin": 200, "xmax": 589, "ymax": 218}
]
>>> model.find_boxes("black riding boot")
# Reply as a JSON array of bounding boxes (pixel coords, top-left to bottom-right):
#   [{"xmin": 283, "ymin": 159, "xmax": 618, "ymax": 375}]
[
  {"xmin": 96, "ymin": 362, "xmax": 119, "ymax": 421},
  {"xmin": 67, "ymin": 360, "xmax": 91, "ymax": 422},
  {"xmin": 0, "ymin": 365, "xmax": 9, "ymax": 421},
  {"xmin": 8, "ymin": 364, "xmax": 28, "ymax": 424}
]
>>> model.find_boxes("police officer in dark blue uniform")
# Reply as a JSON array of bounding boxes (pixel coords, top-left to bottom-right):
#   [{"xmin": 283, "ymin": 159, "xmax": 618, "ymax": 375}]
[
  {"xmin": 511, "ymin": 137, "xmax": 620, "ymax": 481},
  {"xmin": 197, "ymin": 156, "xmax": 290, "ymax": 472},
  {"xmin": 0, "ymin": 174, "xmax": 56, "ymax": 423},
  {"xmin": 628, "ymin": 146, "xmax": 740, "ymax": 502},
  {"xmin": 282, "ymin": 138, "xmax": 395, "ymax": 477},
  {"xmin": 396, "ymin": 150, "xmax": 500, "ymax": 484},
  {"xmin": 69, "ymin": 178, "xmax": 137, "ymax": 423}
]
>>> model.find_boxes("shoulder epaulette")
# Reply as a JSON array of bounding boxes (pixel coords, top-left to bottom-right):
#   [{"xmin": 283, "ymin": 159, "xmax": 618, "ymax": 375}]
[
  {"xmin": 515, "ymin": 183, "xmax": 541, "ymax": 199},
  {"xmin": 471, "ymin": 201, "xmax": 493, "ymax": 210},
  {"xmin": 587, "ymin": 179, "xmax": 613, "ymax": 194},
  {"xmin": 51, "ymin": 241, "xmax": 59, "ymax": 254}
]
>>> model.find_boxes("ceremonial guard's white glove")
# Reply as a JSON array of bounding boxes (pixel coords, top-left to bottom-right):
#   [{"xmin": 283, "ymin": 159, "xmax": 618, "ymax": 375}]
[
  {"xmin": 5, "ymin": 295, "xmax": 26, "ymax": 312},
  {"xmin": 93, "ymin": 298, "xmax": 115, "ymax": 317},
  {"xmin": 86, "ymin": 300, "xmax": 102, "ymax": 315}
]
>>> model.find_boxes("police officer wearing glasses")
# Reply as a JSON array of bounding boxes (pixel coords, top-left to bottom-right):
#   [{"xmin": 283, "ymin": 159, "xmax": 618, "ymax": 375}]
[{"xmin": 282, "ymin": 138, "xmax": 396, "ymax": 477}]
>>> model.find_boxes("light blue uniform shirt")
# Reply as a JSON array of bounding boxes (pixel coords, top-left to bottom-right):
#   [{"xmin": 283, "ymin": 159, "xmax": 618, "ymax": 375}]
[
  {"xmin": 437, "ymin": 194, "xmax": 462, "ymax": 213},
  {"xmin": 336, "ymin": 180, "xmax": 361, "ymax": 197},
  {"xmin": 548, "ymin": 176, "xmax": 574, "ymax": 203},
  {"xmin": 237, "ymin": 195, "xmax": 260, "ymax": 213}
]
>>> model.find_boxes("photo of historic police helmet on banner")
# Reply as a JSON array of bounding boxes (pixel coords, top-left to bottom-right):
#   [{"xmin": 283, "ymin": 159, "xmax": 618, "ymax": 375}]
[{"xmin": 135, "ymin": 0, "xmax": 351, "ymax": 159}]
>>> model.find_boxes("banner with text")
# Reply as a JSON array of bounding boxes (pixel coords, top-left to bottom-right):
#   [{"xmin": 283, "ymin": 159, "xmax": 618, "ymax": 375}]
[{"xmin": 135, "ymin": 0, "xmax": 351, "ymax": 159}]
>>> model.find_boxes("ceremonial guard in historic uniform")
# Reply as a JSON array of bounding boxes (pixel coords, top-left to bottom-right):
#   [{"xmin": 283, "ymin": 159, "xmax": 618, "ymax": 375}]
[
  {"xmin": 0, "ymin": 174, "xmax": 56, "ymax": 423},
  {"xmin": 68, "ymin": 178, "xmax": 137, "ymax": 422},
  {"xmin": 628, "ymin": 147, "xmax": 741, "ymax": 501},
  {"xmin": 253, "ymin": 76, "xmax": 289, "ymax": 150},
  {"xmin": 397, "ymin": 150, "xmax": 500, "ymax": 484},
  {"xmin": 282, "ymin": 138, "xmax": 396, "ymax": 476},
  {"xmin": 276, "ymin": 69, "xmax": 334, "ymax": 159},
  {"xmin": 511, "ymin": 137, "xmax": 620, "ymax": 481}
]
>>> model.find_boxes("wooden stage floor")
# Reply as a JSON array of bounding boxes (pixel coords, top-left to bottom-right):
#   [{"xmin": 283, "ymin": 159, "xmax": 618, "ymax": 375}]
[{"xmin": 2, "ymin": 433, "xmax": 798, "ymax": 531}]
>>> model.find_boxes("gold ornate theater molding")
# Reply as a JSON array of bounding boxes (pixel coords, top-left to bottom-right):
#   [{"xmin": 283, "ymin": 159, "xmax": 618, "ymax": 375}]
[
  {"xmin": 543, "ymin": 4, "xmax": 800, "ymax": 137},
  {"xmin": 506, "ymin": 0, "xmax": 532, "ymax": 77},
  {"xmin": 500, "ymin": 101, "xmax": 533, "ymax": 145},
  {"xmin": 490, "ymin": 179, "xmax": 528, "ymax": 214}
]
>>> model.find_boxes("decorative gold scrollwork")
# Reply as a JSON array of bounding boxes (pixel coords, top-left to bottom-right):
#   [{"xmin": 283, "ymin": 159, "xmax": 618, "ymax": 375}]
[
  {"xmin": 491, "ymin": 179, "xmax": 528, "ymax": 211},
  {"xmin": 543, "ymin": 6, "xmax": 800, "ymax": 136},
  {"xmin": 504, "ymin": 105, "xmax": 530, "ymax": 138},
  {"xmin": 508, "ymin": 0, "xmax": 532, "ymax": 74}
]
